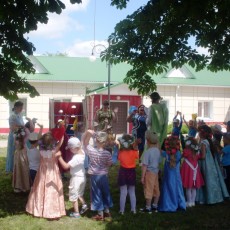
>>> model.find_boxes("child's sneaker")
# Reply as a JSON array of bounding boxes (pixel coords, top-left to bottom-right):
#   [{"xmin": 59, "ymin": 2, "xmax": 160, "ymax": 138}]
[
  {"xmin": 151, "ymin": 204, "xmax": 158, "ymax": 212},
  {"xmin": 69, "ymin": 212, "xmax": 81, "ymax": 218},
  {"xmin": 140, "ymin": 207, "xmax": 152, "ymax": 214},
  {"xmin": 80, "ymin": 204, "xmax": 88, "ymax": 215}
]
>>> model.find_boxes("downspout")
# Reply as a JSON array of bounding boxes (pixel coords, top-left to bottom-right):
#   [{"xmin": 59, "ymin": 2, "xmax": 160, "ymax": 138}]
[{"xmin": 175, "ymin": 85, "xmax": 180, "ymax": 114}]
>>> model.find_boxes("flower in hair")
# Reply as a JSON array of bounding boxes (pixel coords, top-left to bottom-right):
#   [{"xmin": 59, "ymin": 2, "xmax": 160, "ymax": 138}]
[
  {"xmin": 118, "ymin": 134, "xmax": 135, "ymax": 150},
  {"xmin": 165, "ymin": 135, "xmax": 180, "ymax": 155}
]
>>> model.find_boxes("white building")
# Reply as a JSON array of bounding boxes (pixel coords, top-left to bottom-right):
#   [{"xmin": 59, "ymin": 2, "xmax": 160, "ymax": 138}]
[{"xmin": 0, "ymin": 56, "xmax": 229, "ymax": 134}]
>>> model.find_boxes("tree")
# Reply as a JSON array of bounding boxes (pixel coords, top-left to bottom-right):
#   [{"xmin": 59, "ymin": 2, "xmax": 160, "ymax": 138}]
[
  {"xmin": 103, "ymin": 0, "xmax": 230, "ymax": 95},
  {"xmin": 0, "ymin": 0, "xmax": 81, "ymax": 100}
]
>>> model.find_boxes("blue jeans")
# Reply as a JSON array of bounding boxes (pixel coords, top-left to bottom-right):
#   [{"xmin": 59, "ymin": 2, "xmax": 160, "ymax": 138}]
[{"xmin": 90, "ymin": 174, "xmax": 113, "ymax": 211}]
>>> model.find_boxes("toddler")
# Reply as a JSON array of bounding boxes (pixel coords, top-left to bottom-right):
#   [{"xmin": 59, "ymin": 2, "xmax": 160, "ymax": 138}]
[
  {"xmin": 181, "ymin": 137, "xmax": 204, "ymax": 207},
  {"xmin": 196, "ymin": 125, "xmax": 229, "ymax": 204},
  {"xmin": 158, "ymin": 136, "xmax": 186, "ymax": 212},
  {"xmin": 140, "ymin": 131, "xmax": 161, "ymax": 213},
  {"xmin": 221, "ymin": 133, "xmax": 230, "ymax": 193},
  {"xmin": 57, "ymin": 137, "xmax": 88, "ymax": 218},
  {"xmin": 183, "ymin": 115, "xmax": 197, "ymax": 138},
  {"xmin": 26, "ymin": 123, "xmax": 43, "ymax": 185},
  {"xmin": 117, "ymin": 134, "xmax": 139, "ymax": 214},
  {"xmin": 26, "ymin": 132, "xmax": 66, "ymax": 219},
  {"xmin": 172, "ymin": 111, "xmax": 182, "ymax": 137}
]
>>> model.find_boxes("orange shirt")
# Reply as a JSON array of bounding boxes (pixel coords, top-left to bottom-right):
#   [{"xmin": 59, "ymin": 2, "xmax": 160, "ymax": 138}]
[{"xmin": 118, "ymin": 150, "xmax": 139, "ymax": 168}]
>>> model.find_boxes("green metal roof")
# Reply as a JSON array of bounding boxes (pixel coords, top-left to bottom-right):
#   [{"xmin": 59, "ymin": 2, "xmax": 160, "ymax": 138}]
[
  {"xmin": 22, "ymin": 56, "xmax": 230, "ymax": 87},
  {"xmin": 23, "ymin": 56, "xmax": 131, "ymax": 83}
]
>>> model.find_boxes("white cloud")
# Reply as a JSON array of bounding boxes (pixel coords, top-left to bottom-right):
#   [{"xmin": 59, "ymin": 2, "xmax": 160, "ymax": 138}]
[
  {"xmin": 196, "ymin": 46, "xmax": 210, "ymax": 56},
  {"xmin": 28, "ymin": 0, "xmax": 89, "ymax": 39},
  {"xmin": 62, "ymin": 0, "xmax": 90, "ymax": 12},
  {"xmin": 65, "ymin": 40, "xmax": 109, "ymax": 57},
  {"xmin": 29, "ymin": 13, "xmax": 84, "ymax": 39}
]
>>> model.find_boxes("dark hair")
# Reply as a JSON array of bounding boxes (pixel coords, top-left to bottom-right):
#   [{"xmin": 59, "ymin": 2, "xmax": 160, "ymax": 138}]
[
  {"xmin": 25, "ymin": 121, "xmax": 30, "ymax": 129},
  {"xmin": 198, "ymin": 125, "xmax": 215, "ymax": 157},
  {"xmin": 138, "ymin": 104, "xmax": 145, "ymax": 110},
  {"xmin": 150, "ymin": 92, "xmax": 162, "ymax": 100},
  {"xmin": 12, "ymin": 101, "xmax": 23, "ymax": 111},
  {"xmin": 103, "ymin": 100, "xmax": 109, "ymax": 106},
  {"xmin": 29, "ymin": 140, "xmax": 38, "ymax": 145}
]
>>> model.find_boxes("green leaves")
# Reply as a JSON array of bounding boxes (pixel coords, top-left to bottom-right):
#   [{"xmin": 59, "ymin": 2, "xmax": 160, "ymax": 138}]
[
  {"xmin": 0, "ymin": 0, "xmax": 81, "ymax": 100},
  {"xmin": 107, "ymin": 0, "xmax": 230, "ymax": 95}
]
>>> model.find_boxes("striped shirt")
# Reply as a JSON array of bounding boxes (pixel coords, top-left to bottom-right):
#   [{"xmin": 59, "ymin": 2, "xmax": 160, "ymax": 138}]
[{"xmin": 86, "ymin": 145, "xmax": 112, "ymax": 175}]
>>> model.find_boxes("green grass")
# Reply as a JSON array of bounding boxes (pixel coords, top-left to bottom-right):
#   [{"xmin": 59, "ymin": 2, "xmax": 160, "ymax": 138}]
[{"xmin": 0, "ymin": 148, "xmax": 230, "ymax": 230}]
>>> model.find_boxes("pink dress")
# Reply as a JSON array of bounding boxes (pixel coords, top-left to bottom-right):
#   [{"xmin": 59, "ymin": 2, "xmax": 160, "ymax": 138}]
[
  {"xmin": 26, "ymin": 149, "xmax": 66, "ymax": 219},
  {"xmin": 180, "ymin": 149, "xmax": 204, "ymax": 189}
]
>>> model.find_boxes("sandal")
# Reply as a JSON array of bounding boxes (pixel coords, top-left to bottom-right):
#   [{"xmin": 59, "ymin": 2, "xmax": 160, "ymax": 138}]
[{"xmin": 91, "ymin": 214, "xmax": 104, "ymax": 221}]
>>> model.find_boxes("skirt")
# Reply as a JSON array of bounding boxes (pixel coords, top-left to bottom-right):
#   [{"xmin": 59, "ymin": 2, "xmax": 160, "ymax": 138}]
[{"xmin": 118, "ymin": 167, "xmax": 136, "ymax": 186}]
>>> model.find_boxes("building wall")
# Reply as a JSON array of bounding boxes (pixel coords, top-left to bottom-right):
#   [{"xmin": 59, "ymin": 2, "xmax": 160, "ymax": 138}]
[
  {"xmin": 0, "ymin": 81, "xmax": 96, "ymax": 133},
  {"xmin": 143, "ymin": 85, "xmax": 230, "ymax": 124},
  {"xmin": 1, "ymin": 83, "xmax": 230, "ymax": 134}
]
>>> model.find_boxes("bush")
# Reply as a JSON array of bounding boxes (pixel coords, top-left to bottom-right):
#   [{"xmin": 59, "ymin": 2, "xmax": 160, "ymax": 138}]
[{"xmin": 167, "ymin": 123, "xmax": 188, "ymax": 134}]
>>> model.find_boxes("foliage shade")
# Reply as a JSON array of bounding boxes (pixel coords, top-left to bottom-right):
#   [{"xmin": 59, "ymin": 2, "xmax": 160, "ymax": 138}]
[
  {"xmin": 0, "ymin": 0, "xmax": 81, "ymax": 100},
  {"xmin": 104, "ymin": 0, "xmax": 230, "ymax": 95}
]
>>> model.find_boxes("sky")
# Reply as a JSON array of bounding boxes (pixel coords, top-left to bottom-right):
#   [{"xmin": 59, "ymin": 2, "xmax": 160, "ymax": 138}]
[{"xmin": 28, "ymin": 0, "xmax": 149, "ymax": 57}]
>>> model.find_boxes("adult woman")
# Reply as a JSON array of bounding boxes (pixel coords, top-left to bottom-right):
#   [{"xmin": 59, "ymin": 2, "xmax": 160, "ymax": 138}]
[
  {"xmin": 6, "ymin": 101, "xmax": 24, "ymax": 172},
  {"xmin": 94, "ymin": 100, "xmax": 117, "ymax": 132},
  {"xmin": 127, "ymin": 105, "xmax": 147, "ymax": 159}
]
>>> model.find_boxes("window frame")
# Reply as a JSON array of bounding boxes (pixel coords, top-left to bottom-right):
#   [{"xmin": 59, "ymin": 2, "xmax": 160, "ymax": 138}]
[{"xmin": 198, "ymin": 101, "xmax": 213, "ymax": 120}]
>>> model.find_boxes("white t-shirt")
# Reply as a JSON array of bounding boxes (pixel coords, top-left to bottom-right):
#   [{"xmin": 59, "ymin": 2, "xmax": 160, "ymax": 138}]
[
  {"xmin": 27, "ymin": 147, "xmax": 40, "ymax": 171},
  {"xmin": 68, "ymin": 153, "xmax": 86, "ymax": 177}
]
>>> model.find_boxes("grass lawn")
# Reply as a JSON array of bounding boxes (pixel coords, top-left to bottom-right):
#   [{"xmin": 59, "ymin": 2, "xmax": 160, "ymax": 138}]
[{"xmin": 0, "ymin": 148, "xmax": 230, "ymax": 230}]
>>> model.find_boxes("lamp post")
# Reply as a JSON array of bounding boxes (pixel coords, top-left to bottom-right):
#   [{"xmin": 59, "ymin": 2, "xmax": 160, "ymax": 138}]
[{"xmin": 90, "ymin": 44, "xmax": 111, "ymax": 106}]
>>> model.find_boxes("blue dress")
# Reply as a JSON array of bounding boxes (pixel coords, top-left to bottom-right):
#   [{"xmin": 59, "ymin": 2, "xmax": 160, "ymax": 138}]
[
  {"xmin": 158, "ymin": 151, "xmax": 186, "ymax": 212},
  {"xmin": 132, "ymin": 114, "xmax": 147, "ymax": 152},
  {"xmin": 196, "ymin": 139, "xmax": 229, "ymax": 204},
  {"xmin": 6, "ymin": 112, "xmax": 24, "ymax": 172}
]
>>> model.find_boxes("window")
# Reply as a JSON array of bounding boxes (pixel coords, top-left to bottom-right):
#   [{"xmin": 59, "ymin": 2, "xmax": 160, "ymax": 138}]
[
  {"xmin": 198, "ymin": 101, "xmax": 212, "ymax": 118},
  {"xmin": 9, "ymin": 98, "xmax": 27, "ymax": 117}
]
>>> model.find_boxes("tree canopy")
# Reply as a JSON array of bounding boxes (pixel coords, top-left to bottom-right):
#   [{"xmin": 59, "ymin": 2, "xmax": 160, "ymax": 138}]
[
  {"xmin": 0, "ymin": 0, "xmax": 81, "ymax": 100},
  {"xmin": 104, "ymin": 0, "xmax": 230, "ymax": 95}
]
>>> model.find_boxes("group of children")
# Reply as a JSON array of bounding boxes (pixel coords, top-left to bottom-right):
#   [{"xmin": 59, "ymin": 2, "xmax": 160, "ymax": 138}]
[{"xmin": 9, "ymin": 112, "xmax": 230, "ymax": 221}]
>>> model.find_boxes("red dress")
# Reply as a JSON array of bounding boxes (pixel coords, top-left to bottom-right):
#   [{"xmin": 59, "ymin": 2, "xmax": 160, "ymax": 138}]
[{"xmin": 180, "ymin": 149, "xmax": 204, "ymax": 189}]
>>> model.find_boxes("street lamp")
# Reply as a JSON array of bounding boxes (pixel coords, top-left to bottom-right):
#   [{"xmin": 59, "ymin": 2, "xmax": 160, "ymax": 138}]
[{"xmin": 90, "ymin": 44, "xmax": 111, "ymax": 106}]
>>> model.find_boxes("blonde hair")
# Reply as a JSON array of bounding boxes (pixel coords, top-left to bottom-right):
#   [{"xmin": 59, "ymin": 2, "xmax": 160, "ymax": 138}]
[{"xmin": 145, "ymin": 130, "xmax": 158, "ymax": 144}]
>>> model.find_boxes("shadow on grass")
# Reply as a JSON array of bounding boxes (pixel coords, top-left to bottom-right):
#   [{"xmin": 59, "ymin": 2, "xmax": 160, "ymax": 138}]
[
  {"xmin": 0, "ymin": 158, "xmax": 29, "ymax": 217},
  {"xmin": 1, "ymin": 155, "xmax": 230, "ymax": 229}
]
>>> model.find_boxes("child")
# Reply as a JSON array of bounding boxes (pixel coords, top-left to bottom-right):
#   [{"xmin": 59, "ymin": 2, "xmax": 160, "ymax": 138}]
[
  {"xmin": 180, "ymin": 137, "xmax": 204, "ymax": 207},
  {"xmin": 57, "ymin": 137, "xmax": 88, "ymax": 218},
  {"xmin": 172, "ymin": 111, "xmax": 182, "ymax": 137},
  {"xmin": 82, "ymin": 130, "xmax": 113, "ymax": 221},
  {"xmin": 183, "ymin": 115, "xmax": 197, "ymax": 138},
  {"xmin": 26, "ymin": 123, "xmax": 43, "ymax": 185},
  {"xmin": 158, "ymin": 136, "xmax": 186, "ymax": 212},
  {"xmin": 12, "ymin": 127, "xmax": 30, "ymax": 193},
  {"xmin": 140, "ymin": 131, "xmax": 161, "ymax": 213},
  {"xmin": 117, "ymin": 134, "xmax": 139, "ymax": 214},
  {"xmin": 196, "ymin": 125, "xmax": 229, "ymax": 204},
  {"xmin": 221, "ymin": 133, "xmax": 230, "ymax": 193},
  {"xmin": 104, "ymin": 133, "xmax": 120, "ymax": 165},
  {"xmin": 211, "ymin": 124, "xmax": 223, "ymax": 144},
  {"xmin": 26, "ymin": 132, "xmax": 66, "ymax": 219}
]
